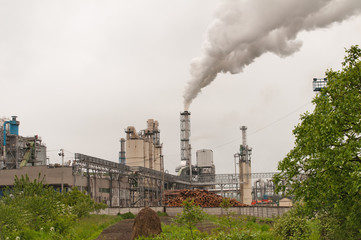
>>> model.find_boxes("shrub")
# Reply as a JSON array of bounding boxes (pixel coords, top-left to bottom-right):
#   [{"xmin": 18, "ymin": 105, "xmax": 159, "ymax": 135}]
[
  {"xmin": 118, "ymin": 212, "xmax": 135, "ymax": 219},
  {"xmin": 273, "ymin": 209, "xmax": 311, "ymax": 240},
  {"xmin": 137, "ymin": 224, "xmax": 208, "ymax": 240},
  {"xmin": 0, "ymin": 202, "xmax": 28, "ymax": 239},
  {"xmin": 174, "ymin": 199, "xmax": 206, "ymax": 240},
  {"xmin": 0, "ymin": 174, "xmax": 108, "ymax": 238},
  {"xmin": 63, "ymin": 187, "xmax": 106, "ymax": 218},
  {"xmin": 157, "ymin": 211, "xmax": 168, "ymax": 217}
]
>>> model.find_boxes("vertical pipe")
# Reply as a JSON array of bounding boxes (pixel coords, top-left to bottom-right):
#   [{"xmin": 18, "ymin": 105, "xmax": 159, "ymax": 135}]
[
  {"xmin": 2, "ymin": 122, "xmax": 9, "ymax": 165},
  {"xmin": 109, "ymin": 173, "xmax": 113, "ymax": 207},
  {"xmin": 87, "ymin": 164, "xmax": 91, "ymax": 196},
  {"xmin": 3, "ymin": 121, "xmax": 8, "ymax": 146},
  {"xmin": 120, "ymin": 138, "xmax": 126, "ymax": 164},
  {"xmin": 60, "ymin": 149, "xmax": 64, "ymax": 193}
]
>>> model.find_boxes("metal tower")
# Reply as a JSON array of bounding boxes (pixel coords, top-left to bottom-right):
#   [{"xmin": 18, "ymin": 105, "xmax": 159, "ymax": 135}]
[
  {"xmin": 239, "ymin": 125, "xmax": 252, "ymax": 204},
  {"xmin": 180, "ymin": 111, "xmax": 192, "ymax": 178}
]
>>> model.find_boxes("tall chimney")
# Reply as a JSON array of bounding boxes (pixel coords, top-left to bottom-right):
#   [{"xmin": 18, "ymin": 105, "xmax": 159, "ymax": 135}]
[{"xmin": 180, "ymin": 111, "xmax": 192, "ymax": 178}]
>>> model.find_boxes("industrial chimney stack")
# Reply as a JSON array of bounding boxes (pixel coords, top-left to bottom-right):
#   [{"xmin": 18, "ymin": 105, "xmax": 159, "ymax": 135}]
[{"xmin": 180, "ymin": 111, "xmax": 192, "ymax": 178}]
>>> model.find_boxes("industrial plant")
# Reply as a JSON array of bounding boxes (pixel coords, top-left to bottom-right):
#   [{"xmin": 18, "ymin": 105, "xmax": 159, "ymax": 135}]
[
  {"xmin": 1, "ymin": 116, "xmax": 47, "ymax": 169},
  {"xmin": 0, "ymin": 114, "xmax": 277, "ymax": 206}
]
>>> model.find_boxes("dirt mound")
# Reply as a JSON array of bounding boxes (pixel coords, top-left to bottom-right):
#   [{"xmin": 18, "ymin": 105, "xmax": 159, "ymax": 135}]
[
  {"xmin": 130, "ymin": 207, "xmax": 162, "ymax": 240},
  {"xmin": 163, "ymin": 189, "xmax": 247, "ymax": 207}
]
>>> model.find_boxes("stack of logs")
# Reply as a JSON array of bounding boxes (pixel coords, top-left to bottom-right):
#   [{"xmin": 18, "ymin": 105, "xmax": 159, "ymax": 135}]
[{"xmin": 163, "ymin": 189, "xmax": 247, "ymax": 207}]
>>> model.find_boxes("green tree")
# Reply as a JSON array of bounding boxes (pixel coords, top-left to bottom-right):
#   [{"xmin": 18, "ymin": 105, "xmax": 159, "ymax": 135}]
[
  {"xmin": 63, "ymin": 187, "xmax": 107, "ymax": 218},
  {"xmin": 174, "ymin": 199, "xmax": 205, "ymax": 240},
  {"xmin": 274, "ymin": 45, "xmax": 361, "ymax": 239}
]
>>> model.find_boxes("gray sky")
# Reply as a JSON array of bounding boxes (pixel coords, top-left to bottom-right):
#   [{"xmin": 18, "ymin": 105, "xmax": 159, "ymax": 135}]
[{"xmin": 1, "ymin": 0, "xmax": 361, "ymax": 174}]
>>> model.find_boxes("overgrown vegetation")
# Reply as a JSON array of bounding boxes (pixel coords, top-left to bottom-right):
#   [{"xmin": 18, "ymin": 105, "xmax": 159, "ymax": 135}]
[
  {"xmin": 138, "ymin": 215, "xmax": 275, "ymax": 240},
  {"xmin": 274, "ymin": 45, "xmax": 361, "ymax": 239},
  {"xmin": 117, "ymin": 211, "xmax": 136, "ymax": 219},
  {"xmin": 139, "ymin": 199, "xmax": 275, "ymax": 240},
  {"xmin": 157, "ymin": 211, "xmax": 168, "ymax": 217},
  {"xmin": 0, "ymin": 174, "xmax": 108, "ymax": 239},
  {"xmin": 173, "ymin": 199, "xmax": 206, "ymax": 240}
]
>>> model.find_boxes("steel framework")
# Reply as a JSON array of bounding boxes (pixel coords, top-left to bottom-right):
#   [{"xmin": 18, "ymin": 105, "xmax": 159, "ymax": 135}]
[{"xmin": 74, "ymin": 153, "xmax": 278, "ymax": 206}]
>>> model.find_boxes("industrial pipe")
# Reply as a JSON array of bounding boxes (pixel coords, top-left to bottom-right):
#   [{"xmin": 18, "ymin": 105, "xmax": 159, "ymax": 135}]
[{"xmin": 3, "ymin": 121, "xmax": 9, "ymax": 147}]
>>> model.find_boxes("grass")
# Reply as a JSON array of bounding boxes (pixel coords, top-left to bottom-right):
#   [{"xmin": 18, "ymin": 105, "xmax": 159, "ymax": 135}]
[
  {"xmin": 72, "ymin": 214, "xmax": 123, "ymax": 240},
  {"xmin": 137, "ymin": 214, "xmax": 276, "ymax": 240},
  {"xmin": 18, "ymin": 214, "xmax": 123, "ymax": 240}
]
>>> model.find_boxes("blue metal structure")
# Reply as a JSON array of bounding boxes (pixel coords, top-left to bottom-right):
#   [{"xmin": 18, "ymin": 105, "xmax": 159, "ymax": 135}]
[
  {"xmin": 9, "ymin": 116, "xmax": 19, "ymax": 135},
  {"xmin": 3, "ymin": 116, "xmax": 19, "ymax": 147}
]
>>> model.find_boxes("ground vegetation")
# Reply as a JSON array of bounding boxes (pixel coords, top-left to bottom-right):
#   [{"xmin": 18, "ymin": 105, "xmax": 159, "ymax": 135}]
[{"xmin": 0, "ymin": 174, "xmax": 108, "ymax": 239}]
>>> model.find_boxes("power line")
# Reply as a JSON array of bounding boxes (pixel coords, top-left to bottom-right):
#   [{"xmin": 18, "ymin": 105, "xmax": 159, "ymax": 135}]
[
  {"xmin": 248, "ymin": 101, "xmax": 312, "ymax": 137},
  {"xmin": 212, "ymin": 101, "xmax": 312, "ymax": 150}
]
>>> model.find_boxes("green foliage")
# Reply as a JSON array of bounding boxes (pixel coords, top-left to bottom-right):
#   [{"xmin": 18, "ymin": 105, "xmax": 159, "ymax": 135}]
[
  {"xmin": 217, "ymin": 198, "xmax": 237, "ymax": 231},
  {"xmin": 137, "ymin": 224, "xmax": 208, "ymax": 240},
  {"xmin": 258, "ymin": 217, "xmax": 274, "ymax": 225},
  {"xmin": 63, "ymin": 187, "xmax": 106, "ymax": 218},
  {"xmin": 273, "ymin": 206, "xmax": 324, "ymax": 240},
  {"xmin": 0, "ymin": 202, "xmax": 29, "ymax": 239},
  {"xmin": 147, "ymin": 217, "xmax": 273, "ymax": 240},
  {"xmin": 247, "ymin": 216, "xmax": 257, "ymax": 223},
  {"xmin": 71, "ymin": 214, "xmax": 123, "ymax": 240},
  {"xmin": 117, "ymin": 211, "xmax": 135, "ymax": 219},
  {"xmin": 0, "ymin": 174, "xmax": 75, "ymax": 238},
  {"xmin": 219, "ymin": 198, "xmax": 231, "ymax": 209},
  {"xmin": 207, "ymin": 229, "xmax": 274, "ymax": 240},
  {"xmin": 140, "ymin": 215, "xmax": 275, "ymax": 240},
  {"xmin": 273, "ymin": 209, "xmax": 311, "ymax": 240},
  {"xmin": 0, "ymin": 174, "xmax": 109, "ymax": 239},
  {"xmin": 274, "ymin": 45, "xmax": 361, "ymax": 238},
  {"xmin": 157, "ymin": 211, "xmax": 168, "ymax": 217},
  {"xmin": 174, "ymin": 199, "xmax": 206, "ymax": 240}
]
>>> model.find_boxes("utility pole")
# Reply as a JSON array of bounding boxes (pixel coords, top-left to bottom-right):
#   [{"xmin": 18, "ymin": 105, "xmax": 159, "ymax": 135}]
[{"xmin": 59, "ymin": 149, "xmax": 64, "ymax": 193}]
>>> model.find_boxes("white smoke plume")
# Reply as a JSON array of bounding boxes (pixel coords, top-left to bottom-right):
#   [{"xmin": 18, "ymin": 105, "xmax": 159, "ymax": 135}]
[{"xmin": 183, "ymin": 0, "xmax": 361, "ymax": 110}]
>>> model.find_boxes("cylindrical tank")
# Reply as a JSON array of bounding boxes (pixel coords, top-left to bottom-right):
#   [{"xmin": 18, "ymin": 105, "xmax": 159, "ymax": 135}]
[{"xmin": 196, "ymin": 149, "xmax": 213, "ymax": 167}]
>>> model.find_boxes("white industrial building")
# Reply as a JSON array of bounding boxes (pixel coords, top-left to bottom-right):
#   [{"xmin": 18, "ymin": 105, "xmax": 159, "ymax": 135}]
[{"xmin": 122, "ymin": 119, "xmax": 163, "ymax": 172}]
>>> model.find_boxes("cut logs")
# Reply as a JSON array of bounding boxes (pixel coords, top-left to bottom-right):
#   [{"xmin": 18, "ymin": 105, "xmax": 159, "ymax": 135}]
[{"xmin": 163, "ymin": 189, "xmax": 247, "ymax": 207}]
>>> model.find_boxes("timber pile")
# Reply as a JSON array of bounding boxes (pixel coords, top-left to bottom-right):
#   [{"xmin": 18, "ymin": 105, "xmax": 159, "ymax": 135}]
[{"xmin": 163, "ymin": 189, "xmax": 247, "ymax": 207}]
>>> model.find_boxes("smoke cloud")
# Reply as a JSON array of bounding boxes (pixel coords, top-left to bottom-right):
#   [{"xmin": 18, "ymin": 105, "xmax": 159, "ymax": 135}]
[{"xmin": 183, "ymin": 0, "xmax": 361, "ymax": 110}]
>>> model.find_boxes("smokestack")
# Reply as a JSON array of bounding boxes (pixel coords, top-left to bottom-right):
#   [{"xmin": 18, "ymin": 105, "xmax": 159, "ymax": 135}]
[
  {"xmin": 119, "ymin": 138, "xmax": 126, "ymax": 164},
  {"xmin": 183, "ymin": 0, "xmax": 361, "ymax": 109},
  {"xmin": 180, "ymin": 111, "xmax": 192, "ymax": 178}
]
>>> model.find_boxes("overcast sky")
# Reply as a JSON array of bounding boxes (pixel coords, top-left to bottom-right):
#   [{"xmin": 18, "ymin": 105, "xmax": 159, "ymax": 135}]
[{"xmin": 1, "ymin": 0, "xmax": 361, "ymax": 174}]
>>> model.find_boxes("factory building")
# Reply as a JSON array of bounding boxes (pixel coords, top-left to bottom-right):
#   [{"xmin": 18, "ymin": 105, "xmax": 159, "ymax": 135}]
[
  {"xmin": 1, "ymin": 116, "xmax": 47, "ymax": 169},
  {"xmin": 177, "ymin": 111, "xmax": 216, "ymax": 178},
  {"xmin": 0, "ymin": 116, "xmax": 263, "ymax": 207},
  {"xmin": 176, "ymin": 148, "xmax": 216, "ymax": 181},
  {"xmin": 123, "ymin": 119, "xmax": 163, "ymax": 172},
  {"xmin": 196, "ymin": 149, "xmax": 215, "ymax": 175}
]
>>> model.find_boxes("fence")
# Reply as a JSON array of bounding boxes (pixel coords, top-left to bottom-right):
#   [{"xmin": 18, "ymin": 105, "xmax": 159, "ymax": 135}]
[{"xmin": 98, "ymin": 206, "xmax": 291, "ymax": 218}]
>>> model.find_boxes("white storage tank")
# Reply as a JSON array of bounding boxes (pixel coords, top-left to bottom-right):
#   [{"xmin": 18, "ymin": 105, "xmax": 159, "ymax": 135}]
[{"xmin": 196, "ymin": 149, "xmax": 213, "ymax": 167}]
